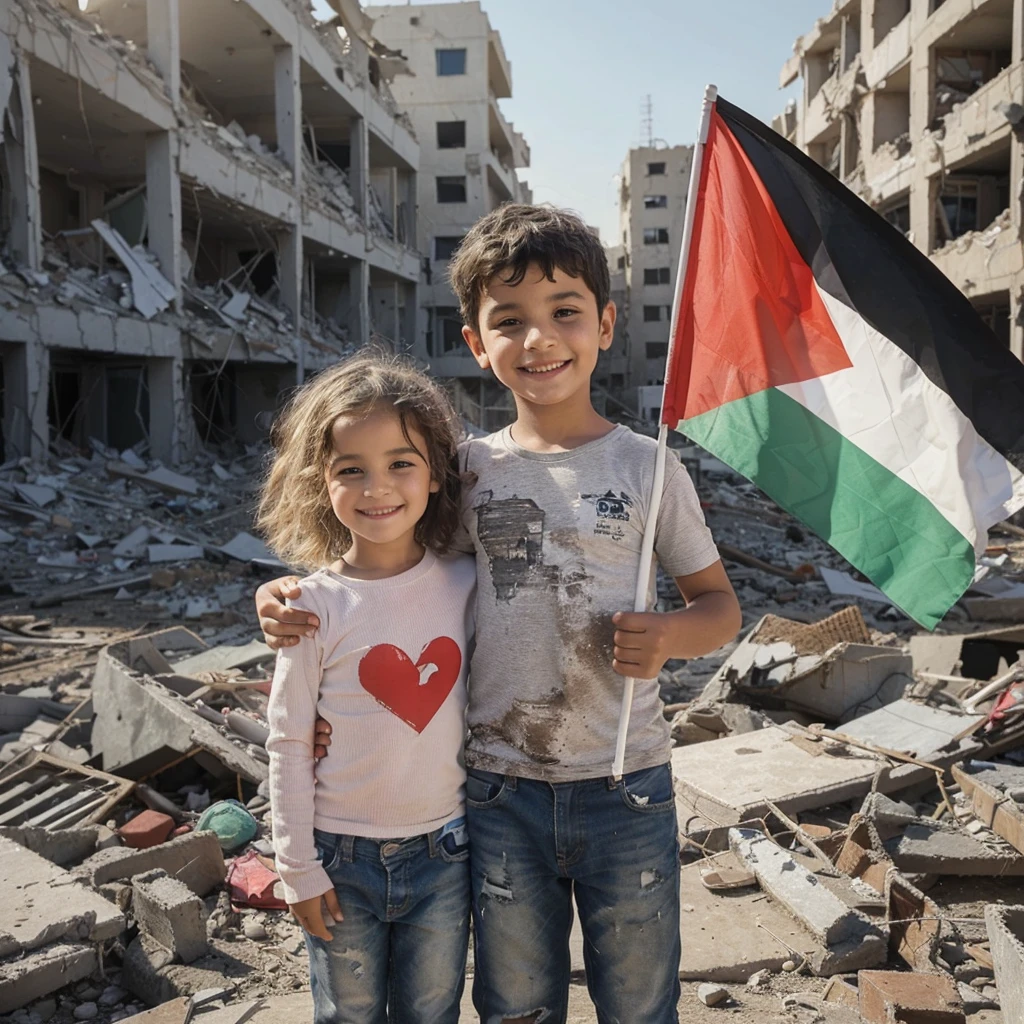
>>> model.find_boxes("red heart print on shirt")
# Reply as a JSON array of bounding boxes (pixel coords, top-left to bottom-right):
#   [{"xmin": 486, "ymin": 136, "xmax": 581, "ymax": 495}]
[{"xmin": 357, "ymin": 637, "xmax": 462, "ymax": 733}]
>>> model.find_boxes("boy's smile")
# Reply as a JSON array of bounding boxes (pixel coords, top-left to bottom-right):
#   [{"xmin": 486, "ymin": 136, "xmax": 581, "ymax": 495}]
[{"xmin": 462, "ymin": 265, "xmax": 615, "ymax": 415}]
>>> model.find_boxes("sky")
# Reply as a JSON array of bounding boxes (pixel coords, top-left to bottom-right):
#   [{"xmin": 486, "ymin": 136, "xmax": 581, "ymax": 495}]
[{"xmin": 361, "ymin": 0, "xmax": 829, "ymax": 241}]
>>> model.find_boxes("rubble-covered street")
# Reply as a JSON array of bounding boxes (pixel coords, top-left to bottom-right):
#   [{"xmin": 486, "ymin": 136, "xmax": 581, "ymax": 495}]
[{"xmin": 1, "ymin": 446, "xmax": 1022, "ymax": 1023}]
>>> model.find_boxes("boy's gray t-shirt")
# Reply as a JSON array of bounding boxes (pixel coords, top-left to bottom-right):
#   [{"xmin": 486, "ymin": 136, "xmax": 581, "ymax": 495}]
[{"xmin": 458, "ymin": 424, "xmax": 720, "ymax": 782}]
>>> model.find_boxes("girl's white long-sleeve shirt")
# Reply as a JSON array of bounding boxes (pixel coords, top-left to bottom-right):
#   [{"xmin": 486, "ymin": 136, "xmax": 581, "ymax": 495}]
[{"xmin": 266, "ymin": 550, "xmax": 476, "ymax": 904}]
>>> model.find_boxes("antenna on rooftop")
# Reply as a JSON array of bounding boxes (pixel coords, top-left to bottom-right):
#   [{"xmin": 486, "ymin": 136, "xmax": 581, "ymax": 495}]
[{"xmin": 640, "ymin": 94, "xmax": 654, "ymax": 149}]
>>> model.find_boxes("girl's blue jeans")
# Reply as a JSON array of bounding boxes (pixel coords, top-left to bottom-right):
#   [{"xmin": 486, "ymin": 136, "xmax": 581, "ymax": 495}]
[{"xmin": 304, "ymin": 825, "xmax": 470, "ymax": 1024}]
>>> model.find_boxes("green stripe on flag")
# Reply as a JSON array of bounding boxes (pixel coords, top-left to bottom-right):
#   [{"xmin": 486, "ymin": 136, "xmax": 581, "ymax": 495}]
[{"xmin": 681, "ymin": 388, "xmax": 974, "ymax": 629}]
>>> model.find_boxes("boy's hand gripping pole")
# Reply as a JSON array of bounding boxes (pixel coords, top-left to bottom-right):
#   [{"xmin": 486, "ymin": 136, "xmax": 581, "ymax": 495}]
[{"xmin": 611, "ymin": 424, "xmax": 668, "ymax": 781}]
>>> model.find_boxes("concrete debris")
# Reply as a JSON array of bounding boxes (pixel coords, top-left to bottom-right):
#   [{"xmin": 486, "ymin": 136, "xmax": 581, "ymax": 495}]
[
  {"xmin": 696, "ymin": 983, "xmax": 729, "ymax": 1007},
  {"xmin": 131, "ymin": 869, "xmax": 209, "ymax": 964},
  {"xmin": 857, "ymin": 970, "xmax": 965, "ymax": 1024},
  {"xmin": 953, "ymin": 760, "xmax": 1024, "ymax": 854},
  {"xmin": 729, "ymin": 828, "xmax": 887, "ymax": 974},
  {"xmin": 985, "ymin": 904, "xmax": 1023, "ymax": 1024},
  {"xmin": 837, "ymin": 699, "xmax": 986, "ymax": 762},
  {"xmin": 701, "ymin": 607, "xmax": 913, "ymax": 722}
]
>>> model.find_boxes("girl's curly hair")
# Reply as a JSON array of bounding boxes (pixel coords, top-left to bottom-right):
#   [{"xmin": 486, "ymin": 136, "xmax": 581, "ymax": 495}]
[{"xmin": 256, "ymin": 352, "xmax": 462, "ymax": 571}]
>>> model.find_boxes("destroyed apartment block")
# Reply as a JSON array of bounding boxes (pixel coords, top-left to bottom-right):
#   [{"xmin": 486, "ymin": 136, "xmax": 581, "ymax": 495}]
[
  {"xmin": 777, "ymin": 0, "xmax": 1024, "ymax": 359},
  {"xmin": 1, "ymin": 0, "xmax": 421, "ymax": 467}
]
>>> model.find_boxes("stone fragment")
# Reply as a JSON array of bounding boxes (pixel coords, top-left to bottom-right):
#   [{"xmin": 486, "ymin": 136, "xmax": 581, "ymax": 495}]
[
  {"xmin": 131, "ymin": 868, "xmax": 208, "ymax": 963},
  {"xmin": 696, "ymin": 984, "xmax": 729, "ymax": 1007}
]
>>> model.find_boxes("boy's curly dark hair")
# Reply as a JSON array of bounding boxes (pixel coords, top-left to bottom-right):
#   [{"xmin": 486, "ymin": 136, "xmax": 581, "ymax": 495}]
[{"xmin": 448, "ymin": 203, "xmax": 610, "ymax": 332}]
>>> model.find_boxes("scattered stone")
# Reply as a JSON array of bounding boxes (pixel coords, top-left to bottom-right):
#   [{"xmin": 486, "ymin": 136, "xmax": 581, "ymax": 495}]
[
  {"xmin": 697, "ymin": 984, "xmax": 729, "ymax": 1007},
  {"xmin": 746, "ymin": 969, "xmax": 771, "ymax": 991},
  {"xmin": 72, "ymin": 1003, "xmax": 98, "ymax": 1020}
]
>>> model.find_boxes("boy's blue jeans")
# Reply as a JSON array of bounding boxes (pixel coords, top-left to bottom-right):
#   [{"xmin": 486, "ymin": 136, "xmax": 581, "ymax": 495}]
[
  {"xmin": 304, "ymin": 826, "xmax": 470, "ymax": 1024},
  {"xmin": 466, "ymin": 762, "xmax": 681, "ymax": 1024}
]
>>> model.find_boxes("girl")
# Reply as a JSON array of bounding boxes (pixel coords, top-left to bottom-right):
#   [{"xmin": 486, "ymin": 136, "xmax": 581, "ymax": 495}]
[{"xmin": 257, "ymin": 353, "xmax": 475, "ymax": 1024}]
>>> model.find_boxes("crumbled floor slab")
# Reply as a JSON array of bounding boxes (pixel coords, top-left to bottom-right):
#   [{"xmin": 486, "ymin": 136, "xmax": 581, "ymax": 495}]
[
  {"xmin": 672, "ymin": 726, "xmax": 885, "ymax": 830},
  {"xmin": 986, "ymin": 903, "xmax": 1024, "ymax": 1024},
  {"xmin": 73, "ymin": 829, "xmax": 226, "ymax": 896},
  {"xmin": 729, "ymin": 828, "xmax": 887, "ymax": 974},
  {"xmin": 0, "ymin": 835, "xmax": 123, "ymax": 958},
  {"xmin": 132, "ymin": 868, "xmax": 208, "ymax": 963},
  {"xmin": 0, "ymin": 823, "xmax": 104, "ymax": 866},
  {"xmin": 677, "ymin": 855, "xmax": 821, "ymax": 981},
  {"xmin": 0, "ymin": 941, "xmax": 98, "ymax": 1013}
]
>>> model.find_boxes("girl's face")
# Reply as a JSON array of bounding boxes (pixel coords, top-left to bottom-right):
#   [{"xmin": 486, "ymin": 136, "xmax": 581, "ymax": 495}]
[{"xmin": 324, "ymin": 407, "xmax": 439, "ymax": 552}]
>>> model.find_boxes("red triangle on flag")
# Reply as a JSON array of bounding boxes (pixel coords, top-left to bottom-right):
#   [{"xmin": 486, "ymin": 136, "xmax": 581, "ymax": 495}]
[{"xmin": 664, "ymin": 108, "xmax": 853, "ymax": 426}]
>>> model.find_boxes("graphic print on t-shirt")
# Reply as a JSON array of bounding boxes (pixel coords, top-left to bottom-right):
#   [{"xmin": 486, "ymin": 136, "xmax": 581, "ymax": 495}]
[
  {"xmin": 473, "ymin": 492, "xmax": 558, "ymax": 600},
  {"xmin": 358, "ymin": 636, "xmax": 462, "ymax": 733},
  {"xmin": 581, "ymin": 491, "xmax": 634, "ymax": 542}
]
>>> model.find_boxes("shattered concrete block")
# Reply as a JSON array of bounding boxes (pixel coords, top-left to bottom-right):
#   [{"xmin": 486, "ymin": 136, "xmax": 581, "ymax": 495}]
[
  {"xmin": 838, "ymin": 699, "xmax": 984, "ymax": 763},
  {"xmin": 122, "ymin": 933, "xmax": 236, "ymax": 1008},
  {"xmin": 886, "ymin": 871, "xmax": 943, "ymax": 973},
  {"xmin": 858, "ymin": 970, "xmax": 965, "ymax": 1024},
  {"xmin": 0, "ymin": 836, "xmax": 123, "ymax": 958},
  {"xmin": 985, "ymin": 904, "xmax": 1024, "ymax": 1024},
  {"xmin": 821, "ymin": 976, "xmax": 859, "ymax": 1009},
  {"xmin": 73, "ymin": 829, "xmax": 226, "ymax": 896},
  {"xmin": 0, "ymin": 942, "xmax": 98, "ymax": 1013},
  {"xmin": 953, "ymin": 761, "xmax": 1024, "ymax": 855},
  {"xmin": 131, "ymin": 869, "xmax": 207, "ymax": 963},
  {"xmin": 728, "ymin": 828, "xmax": 887, "ymax": 974}
]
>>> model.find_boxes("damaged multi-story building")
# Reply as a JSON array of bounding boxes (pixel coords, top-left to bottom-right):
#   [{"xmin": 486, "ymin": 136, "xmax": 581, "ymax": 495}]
[
  {"xmin": 368, "ymin": 1, "xmax": 532, "ymax": 430},
  {"xmin": 616, "ymin": 144, "xmax": 693, "ymax": 418},
  {"xmin": 777, "ymin": 0, "xmax": 1024, "ymax": 359},
  {"xmin": 0, "ymin": 0, "xmax": 421, "ymax": 463}
]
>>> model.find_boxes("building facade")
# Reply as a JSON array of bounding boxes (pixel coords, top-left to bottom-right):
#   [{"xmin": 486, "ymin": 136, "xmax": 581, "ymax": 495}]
[
  {"xmin": 778, "ymin": 0, "xmax": 1024, "ymax": 359},
  {"xmin": 369, "ymin": 1, "xmax": 531, "ymax": 430},
  {"xmin": 1, "ymin": 0, "xmax": 420, "ymax": 464},
  {"xmin": 617, "ymin": 144, "xmax": 693, "ymax": 412}
]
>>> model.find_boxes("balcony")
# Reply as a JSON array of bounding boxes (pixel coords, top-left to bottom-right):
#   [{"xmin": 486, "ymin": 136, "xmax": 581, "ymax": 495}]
[
  {"xmin": 487, "ymin": 29, "xmax": 512, "ymax": 99},
  {"xmin": 489, "ymin": 92, "xmax": 530, "ymax": 170},
  {"xmin": 863, "ymin": 11, "xmax": 910, "ymax": 89}
]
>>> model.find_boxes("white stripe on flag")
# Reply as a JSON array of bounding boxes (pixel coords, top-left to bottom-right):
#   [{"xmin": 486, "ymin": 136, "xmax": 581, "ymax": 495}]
[{"xmin": 777, "ymin": 284, "xmax": 1024, "ymax": 555}]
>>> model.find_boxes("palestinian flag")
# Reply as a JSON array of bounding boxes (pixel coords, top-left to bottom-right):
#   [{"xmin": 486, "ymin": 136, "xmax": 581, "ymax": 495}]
[{"xmin": 666, "ymin": 96, "xmax": 1024, "ymax": 629}]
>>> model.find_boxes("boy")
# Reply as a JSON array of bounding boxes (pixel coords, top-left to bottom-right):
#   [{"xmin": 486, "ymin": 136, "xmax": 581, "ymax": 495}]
[{"xmin": 257, "ymin": 204, "xmax": 741, "ymax": 1023}]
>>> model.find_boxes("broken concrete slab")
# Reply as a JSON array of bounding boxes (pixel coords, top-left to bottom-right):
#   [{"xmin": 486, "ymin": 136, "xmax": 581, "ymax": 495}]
[
  {"xmin": 883, "ymin": 816, "xmax": 1024, "ymax": 875},
  {"xmin": 672, "ymin": 726, "xmax": 886, "ymax": 831},
  {"xmin": 142, "ymin": 466, "xmax": 200, "ymax": 496},
  {"xmin": 131, "ymin": 869, "xmax": 208, "ymax": 963},
  {"xmin": 0, "ymin": 835, "xmax": 123, "ymax": 958},
  {"xmin": 911, "ymin": 626, "xmax": 1024, "ymax": 679},
  {"xmin": 112, "ymin": 525, "xmax": 152, "ymax": 557},
  {"xmin": 172, "ymin": 639, "xmax": 274, "ymax": 677},
  {"xmin": 92, "ymin": 219, "xmax": 175, "ymax": 319},
  {"xmin": 90, "ymin": 634, "xmax": 268, "ymax": 782},
  {"xmin": 0, "ymin": 941, "xmax": 98, "ymax": 1013},
  {"xmin": 886, "ymin": 870, "xmax": 944, "ymax": 972},
  {"xmin": 700, "ymin": 609, "xmax": 911, "ymax": 723},
  {"xmin": 218, "ymin": 531, "xmax": 285, "ymax": 568},
  {"xmin": 985, "ymin": 903, "xmax": 1023, "ymax": 1024},
  {"xmin": 148, "ymin": 543, "xmax": 205, "ymax": 563},
  {"xmin": 13, "ymin": 482, "xmax": 58, "ymax": 507},
  {"xmin": 119, "ymin": 997, "xmax": 191, "ymax": 1023},
  {"xmin": 678, "ymin": 854, "xmax": 822, "ymax": 981},
  {"xmin": 858, "ymin": 970, "xmax": 965, "ymax": 1024},
  {"xmin": 953, "ymin": 760, "xmax": 1024, "ymax": 854},
  {"xmin": 728, "ymin": 828, "xmax": 887, "ymax": 974},
  {"xmin": 837, "ymin": 699, "xmax": 984, "ymax": 762},
  {"xmin": 73, "ymin": 829, "xmax": 226, "ymax": 897}
]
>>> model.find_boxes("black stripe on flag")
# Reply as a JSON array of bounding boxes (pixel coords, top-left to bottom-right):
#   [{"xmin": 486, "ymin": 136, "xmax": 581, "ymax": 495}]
[{"xmin": 716, "ymin": 96, "xmax": 1024, "ymax": 471}]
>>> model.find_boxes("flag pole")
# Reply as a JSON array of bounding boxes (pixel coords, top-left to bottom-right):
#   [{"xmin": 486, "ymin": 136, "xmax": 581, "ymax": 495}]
[{"xmin": 612, "ymin": 83, "xmax": 718, "ymax": 780}]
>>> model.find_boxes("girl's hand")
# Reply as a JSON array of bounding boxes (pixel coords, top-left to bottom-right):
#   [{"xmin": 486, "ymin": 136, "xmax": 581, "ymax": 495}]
[{"xmin": 290, "ymin": 889, "xmax": 344, "ymax": 940}]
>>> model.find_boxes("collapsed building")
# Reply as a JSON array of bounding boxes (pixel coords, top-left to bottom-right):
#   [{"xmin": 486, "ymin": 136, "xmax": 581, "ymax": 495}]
[
  {"xmin": 0, "ymin": 0, "xmax": 421, "ymax": 465},
  {"xmin": 776, "ymin": 0, "xmax": 1024, "ymax": 360}
]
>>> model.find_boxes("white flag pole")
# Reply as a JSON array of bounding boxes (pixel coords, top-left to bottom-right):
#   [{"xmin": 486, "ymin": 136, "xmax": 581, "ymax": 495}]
[{"xmin": 611, "ymin": 84, "xmax": 718, "ymax": 780}]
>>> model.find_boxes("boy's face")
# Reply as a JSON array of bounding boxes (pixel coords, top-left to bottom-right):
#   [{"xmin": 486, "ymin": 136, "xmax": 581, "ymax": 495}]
[{"xmin": 462, "ymin": 264, "xmax": 615, "ymax": 413}]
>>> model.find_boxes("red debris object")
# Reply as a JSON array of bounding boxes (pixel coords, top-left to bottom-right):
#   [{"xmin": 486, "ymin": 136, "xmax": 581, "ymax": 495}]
[
  {"xmin": 227, "ymin": 850, "xmax": 289, "ymax": 910},
  {"xmin": 119, "ymin": 809, "xmax": 175, "ymax": 850},
  {"xmin": 171, "ymin": 823, "xmax": 193, "ymax": 838}
]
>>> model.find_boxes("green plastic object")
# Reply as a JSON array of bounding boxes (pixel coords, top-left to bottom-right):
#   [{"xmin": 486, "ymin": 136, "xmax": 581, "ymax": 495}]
[{"xmin": 197, "ymin": 799, "xmax": 258, "ymax": 851}]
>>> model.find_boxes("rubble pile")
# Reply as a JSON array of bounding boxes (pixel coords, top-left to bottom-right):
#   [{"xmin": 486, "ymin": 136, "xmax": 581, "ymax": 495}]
[{"xmin": 3, "ymin": 448, "xmax": 1024, "ymax": 1021}]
